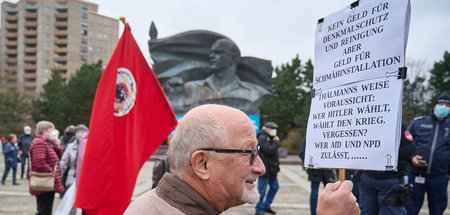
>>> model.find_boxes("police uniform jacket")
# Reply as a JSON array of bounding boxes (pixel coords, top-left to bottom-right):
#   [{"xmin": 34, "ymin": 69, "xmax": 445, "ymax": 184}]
[{"xmin": 407, "ymin": 112, "xmax": 450, "ymax": 176}]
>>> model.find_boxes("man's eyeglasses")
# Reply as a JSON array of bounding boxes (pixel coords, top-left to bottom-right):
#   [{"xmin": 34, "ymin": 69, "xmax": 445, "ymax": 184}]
[{"xmin": 198, "ymin": 146, "xmax": 260, "ymax": 165}]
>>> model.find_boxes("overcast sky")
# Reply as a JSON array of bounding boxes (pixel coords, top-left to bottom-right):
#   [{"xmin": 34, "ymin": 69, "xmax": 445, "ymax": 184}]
[{"xmin": 4, "ymin": 0, "xmax": 450, "ymax": 70}]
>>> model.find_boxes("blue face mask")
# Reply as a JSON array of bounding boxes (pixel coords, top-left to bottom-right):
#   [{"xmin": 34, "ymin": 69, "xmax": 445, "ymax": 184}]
[
  {"xmin": 25, "ymin": 131, "xmax": 31, "ymax": 135},
  {"xmin": 434, "ymin": 105, "xmax": 450, "ymax": 118}
]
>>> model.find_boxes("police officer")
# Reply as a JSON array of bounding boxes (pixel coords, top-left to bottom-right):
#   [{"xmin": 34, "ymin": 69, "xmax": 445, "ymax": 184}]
[{"xmin": 407, "ymin": 93, "xmax": 450, "ymax": 215}]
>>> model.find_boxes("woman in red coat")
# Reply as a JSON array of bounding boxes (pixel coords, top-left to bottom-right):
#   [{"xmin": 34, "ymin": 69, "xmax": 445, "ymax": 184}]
[{"xmin": 29, "ymin": 121, "xmax": 64, "ymax": 215}]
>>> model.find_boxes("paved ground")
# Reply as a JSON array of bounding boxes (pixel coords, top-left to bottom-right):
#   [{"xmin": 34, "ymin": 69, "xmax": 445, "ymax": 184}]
[{"xmin": 0, "ymin": 155, "xmax": 449, "ymax": 214}]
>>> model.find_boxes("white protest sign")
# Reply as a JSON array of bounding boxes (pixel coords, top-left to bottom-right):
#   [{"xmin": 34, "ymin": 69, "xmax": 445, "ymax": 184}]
[
  {"xmin": 305, "ymin": 0, "xmax": 410, "ymax": 171},
  {"xmin": 305, "ymin": 77, "xmax": 402, "ymax": 170},
  {"xmin": 314, "ymin": 0, "xmax": 410, "ymax": 91}
]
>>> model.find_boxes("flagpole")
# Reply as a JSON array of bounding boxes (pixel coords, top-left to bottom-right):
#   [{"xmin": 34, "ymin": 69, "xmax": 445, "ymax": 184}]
[
  {"xmin": 338, "ymin": 168, "xmax": 345, "ymax": 182},
  {"xmin": 119, "ymin": 15, "xmax": 127, "ymax": 25}
]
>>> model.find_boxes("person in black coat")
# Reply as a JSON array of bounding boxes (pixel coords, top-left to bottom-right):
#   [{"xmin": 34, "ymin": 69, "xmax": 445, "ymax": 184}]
[
  {"xmin": 299, "ymin": 137, "xmax": 337, "ymax": 215},
  {"xmin": 255, "ymin": 122, "xmax": 280, "ymax": 215}
]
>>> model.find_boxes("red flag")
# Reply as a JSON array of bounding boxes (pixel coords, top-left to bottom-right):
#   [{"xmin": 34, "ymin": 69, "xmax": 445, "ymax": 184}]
[{"xmin": 74, "ymin": 23, "xmax": 177, "ymax": 215}]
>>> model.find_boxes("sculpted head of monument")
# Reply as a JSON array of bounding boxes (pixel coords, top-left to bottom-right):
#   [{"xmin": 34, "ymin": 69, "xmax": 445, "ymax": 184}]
[
  {"xmin": 209, "ymin": 38, "xmax": 240, "ymax": 73},
  {"xmin": 148, "ymin": 22, "xmax": 273, "ymax": 114}
]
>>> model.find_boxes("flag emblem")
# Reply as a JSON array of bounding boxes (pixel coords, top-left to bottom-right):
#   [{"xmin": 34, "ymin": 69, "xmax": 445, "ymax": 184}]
[{"xmin": 114, "ymin": 67, "xmax": 136, "ymax": 117}]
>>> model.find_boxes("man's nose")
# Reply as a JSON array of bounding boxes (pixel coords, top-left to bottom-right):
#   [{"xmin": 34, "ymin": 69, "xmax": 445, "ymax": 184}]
[{"xmin": 252, "ymin": 155, "xmax": 266, "ymax": 176}]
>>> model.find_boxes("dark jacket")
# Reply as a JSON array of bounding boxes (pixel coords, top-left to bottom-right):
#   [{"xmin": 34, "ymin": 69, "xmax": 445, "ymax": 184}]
[
  {"xmin": 299, "ymin": 138, "xmax": 336, "ymax": 182},
  {"xmin": 152, "ymin": 152, "xmax": 170, "ymax": 189},
  {"xmin": 4, "ymin": 141, "xmax": 19, "ymax": 168},
  {"xmin": 18, "ymin": 133, "xmax": 34, "ymax": 156},
  {"xmin": 258, "ymin": 129, "xmax": 279, "ymax": 178},
  {"xmin": 29, "ymin": 135, "xmax": 64, "ymax": 195},
  {"xmin": 407, "ymin": 112, "xmax": 450, "ymax": 176},
  {"xmin": 364, "ymin": 123, "xmax": 415, "ymax": 179},
  {"xmin": 61, "ymin": 133, "xmax": 75, "ymax": 152}
]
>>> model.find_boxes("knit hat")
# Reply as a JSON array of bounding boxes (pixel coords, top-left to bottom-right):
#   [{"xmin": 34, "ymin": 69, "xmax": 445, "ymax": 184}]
[{"xmin": 75, "ymin": 124, "xmax": 88, "ymax": 132}]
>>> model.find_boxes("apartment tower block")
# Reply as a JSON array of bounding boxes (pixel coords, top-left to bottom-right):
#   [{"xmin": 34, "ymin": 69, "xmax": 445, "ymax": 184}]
[{"xmin": 0, "ymin": 0, "xmax": 118, "ymax": 96}]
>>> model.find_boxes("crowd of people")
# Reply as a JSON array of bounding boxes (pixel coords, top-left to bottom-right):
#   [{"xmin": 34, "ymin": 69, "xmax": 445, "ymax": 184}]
[
  {"xmin": 1, "ymin": 122, "xmax": 89, "ymax": 215},
  {"xmin": 1, "ymin": 94, "xmax": 449, "ymax": 215}
]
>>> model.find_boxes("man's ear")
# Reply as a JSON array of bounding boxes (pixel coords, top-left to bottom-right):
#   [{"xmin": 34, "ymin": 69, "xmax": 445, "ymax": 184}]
[{"xmin": 190, "ymin": 150, "xmax": 211, "ymax": 180}]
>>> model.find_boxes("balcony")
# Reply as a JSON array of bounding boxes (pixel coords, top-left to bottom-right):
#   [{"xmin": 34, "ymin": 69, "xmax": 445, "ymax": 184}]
[
  {"xmin": 24, "ymin": 65, "xmax": 37, "ymax": 70},
  {"xmin": 55, "ymin": 13, "xmax": 68, "ymax": 19},
  {"xmin": 24, "ymin": 82, "xmax": 37, "ymax": 88},
  {"xmin": 54, "ymin": 65, "xmax": 67, "ymax": 70},
  {"xmin": 24, "ymin": 13, "xmax": 37, "ymax": 18},
  {"xmin": 5, "ymin": 24, "xmax": 18, "ymax": 29},
  {"xmin": 24, "ymin": 88, "xmax": 36, "ymax": 94},
  {"xmin": 24, "ymin": 48, "xmax": 37, "ymax": 53},
  {"xmin": 5, "ymin": 49, "xmax": 18, "ymax": 55},
  {"xmin": 60, "ymin": 73, "xmax": 68, "ymax": 79},
  {"xmin": 24, "ymin": 39, "xmax": 37, "ymax": 44},
  {"xmin": 5, "ymin": 32, "xmax": 18, "ymax": 38},
  {"xmin": 54, "ymin": 57, "xmax": 67, "ymax": 62},
  {"xmin": 24, "ymin": 30, "xmax": 37, "ymax": 36},
  {"xmin": 6, "ymin": 82, "xmax": 17, "ymax": 88},
  {"xmin": 24, "ymin": 73, "xmax": 37, "ymax": 79},
  {"xmin": 55, "ymin": 39, "xmax": 68, "ymax": 45},
  {"xmin": 24, "ymin": 21, "xmax": 37, "ymax": 27},
  {"xmin": 5, "ymin": 41, "xmax": 18, "ymax": 46},
  {"xmin": 55, "ymin": 22, "xmax": 68, "ymax": 27},
  {"xmin": 55, "ymin": 30, "xmax": 68, "ymax": 36},
  {"xmin": 5, "ymin": 58, "xmax": 17, "ymax": 63},
  {"xmin": 54, "ymin": 48, "xmax": 68, "ymax": 53},
  {"xmin": 24, "ymin": 56, "xmax": 37, "ymax": 61},
  {"xmin": 5, "ymin": 15, "xmax": 18, "ymax": 21},
  {"xmin": 5, "ymin": 75, "xmax": 17, "ymax": 80},
  {"xmin": 5, "ymin": 66, "xmax": 16, "ymax": 73}
]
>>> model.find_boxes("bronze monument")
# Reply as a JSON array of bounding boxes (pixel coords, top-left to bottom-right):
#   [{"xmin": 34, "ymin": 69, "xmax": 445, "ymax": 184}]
[{"xmin": 149, "ymin": 22, "xmax": 273, "ymax": 114}]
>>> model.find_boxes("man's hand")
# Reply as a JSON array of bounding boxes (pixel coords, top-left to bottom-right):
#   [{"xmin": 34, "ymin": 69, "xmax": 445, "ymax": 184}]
[
  {"xmin": 411, "ymin": 155, "xmax": 428, "ymax": 167},
  {"xmin": 273, "ymin": 136, "xmax": 279, "ymax": 141},
  {"xmin": 317, "ymin": 180, "xmax": 360, "ymax": 215}
]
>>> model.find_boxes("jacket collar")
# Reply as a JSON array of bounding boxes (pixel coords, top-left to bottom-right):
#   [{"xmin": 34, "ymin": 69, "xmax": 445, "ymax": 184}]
[{"xmin": 156, "ymin": 173, "xmax": 220, "ymax": 215}]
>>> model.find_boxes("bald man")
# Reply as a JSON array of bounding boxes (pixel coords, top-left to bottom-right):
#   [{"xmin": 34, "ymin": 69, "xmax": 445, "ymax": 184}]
[{"xmin": 125, "ymin": 104, "xmax": 359, "ymax": 215}]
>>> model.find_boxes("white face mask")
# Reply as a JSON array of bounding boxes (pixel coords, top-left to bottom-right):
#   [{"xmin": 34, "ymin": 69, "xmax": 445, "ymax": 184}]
[
  {"xmin": 76, "ymin": 132, "xmax": 84, "ymax": 140},
  {"xmin": 50, "ymin": 130, "xmax": 59, "ymax": 141},
  {"xmin": 268, "ymin": 129, "xmax": 277, "ymax": 137}
]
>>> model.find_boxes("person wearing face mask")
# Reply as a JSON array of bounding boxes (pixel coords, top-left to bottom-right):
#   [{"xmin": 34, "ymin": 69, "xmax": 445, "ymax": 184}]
[
  {"xmin": 18, "ymin": 125, "xmax": 35, "ymax": 179},
  {"xmin": 406, "ymin": 93, "xmax": 450, "ymax": 215},
  {"xmin": 59, "ymin": 124, "xmax": 88, "ymax": 215},
  {"xmin": 29, "ymin": 120, "xmax": 64, "ymax": 215},
  {"xmin": 255, "ymin": 122, "xmax": 280, "ymax": 215}
]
